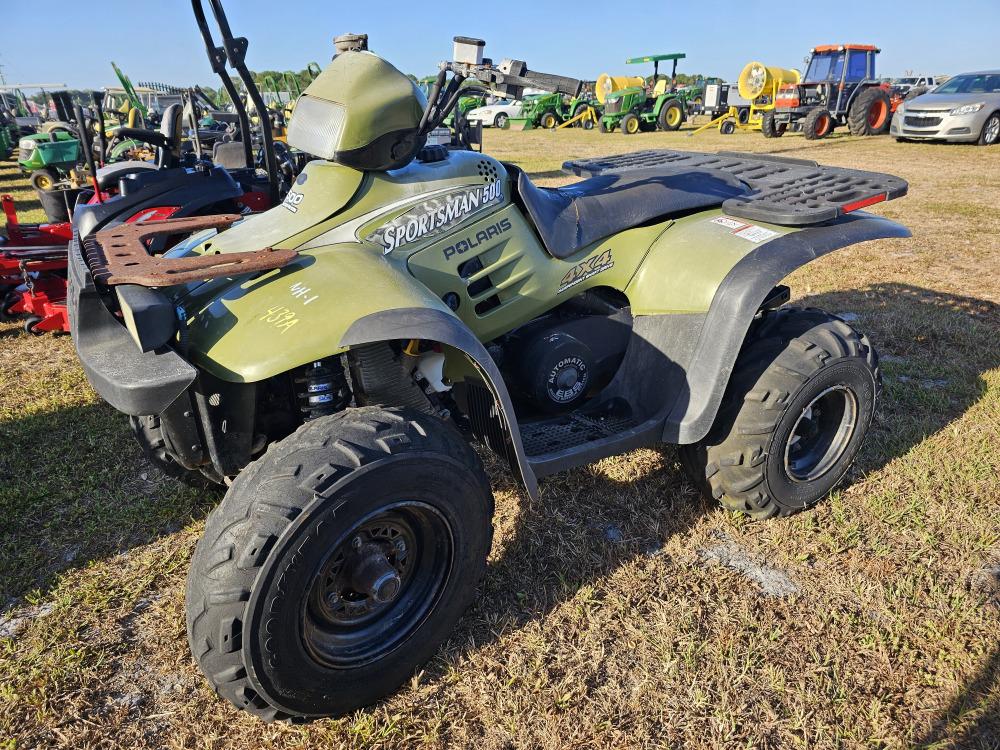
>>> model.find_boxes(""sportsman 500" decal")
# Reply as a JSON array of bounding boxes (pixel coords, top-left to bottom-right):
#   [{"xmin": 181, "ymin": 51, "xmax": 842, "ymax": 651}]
[{"xmin": 366, "ymin": 182, "xmax": 504, "ymax": 254}]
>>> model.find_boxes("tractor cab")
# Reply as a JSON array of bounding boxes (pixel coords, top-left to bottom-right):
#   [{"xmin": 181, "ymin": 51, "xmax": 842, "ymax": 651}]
[
  {"xmin": 772, "ymin": 44, "xmax": 890, "ymax": 139},
  {"xmin": 776, "ymin": 45, "xmax": 879, "ymax": 113}
]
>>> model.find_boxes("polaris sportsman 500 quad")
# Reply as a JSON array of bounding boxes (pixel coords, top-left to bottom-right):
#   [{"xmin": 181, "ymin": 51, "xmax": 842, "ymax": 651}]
[{"xmin": 68, "ymin": 36, "xmax": 910, "ymax": 720}]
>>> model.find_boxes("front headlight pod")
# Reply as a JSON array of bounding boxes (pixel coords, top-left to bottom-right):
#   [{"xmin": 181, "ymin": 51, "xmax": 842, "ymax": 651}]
[{"xmin": 950, "ymin": 102, "xmax": 985, "ymax": 116}]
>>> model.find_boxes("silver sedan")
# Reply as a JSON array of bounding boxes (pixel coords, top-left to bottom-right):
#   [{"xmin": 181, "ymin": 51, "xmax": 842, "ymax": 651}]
[{"xmin": 890, "ymin": 70, "xmax": 1000, "ymax": 145}]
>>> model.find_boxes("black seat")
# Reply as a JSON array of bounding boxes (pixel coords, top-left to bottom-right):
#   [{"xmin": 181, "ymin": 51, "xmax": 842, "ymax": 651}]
[{"xmin": 511, "ymin": 165, "xmax": 749, "ymax": 259}]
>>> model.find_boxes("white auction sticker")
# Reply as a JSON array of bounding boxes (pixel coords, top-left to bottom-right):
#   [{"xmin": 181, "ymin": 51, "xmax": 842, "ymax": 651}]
[
  {"xmin": 733, "ymin": 224, "xmax": 781, "ymax": 243},
  {"xmin": 711, "ymin": 216, "xmax": 748, "ymax": 230}
]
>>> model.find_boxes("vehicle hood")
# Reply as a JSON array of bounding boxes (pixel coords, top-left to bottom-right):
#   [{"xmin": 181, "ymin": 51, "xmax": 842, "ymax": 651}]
[{"xmin": 904, "ymin": 92, "xmax": 1000, "ymax": 111}]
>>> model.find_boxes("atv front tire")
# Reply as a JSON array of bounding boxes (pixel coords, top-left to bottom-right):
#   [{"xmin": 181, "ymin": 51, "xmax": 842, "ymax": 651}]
[
  {"xmin": 186, "ymin": 406, "xmax": 494, "ymax": 720},
  {"xmin": 679, "ymin": 308, "xmax": 880, "ymax": 520}
]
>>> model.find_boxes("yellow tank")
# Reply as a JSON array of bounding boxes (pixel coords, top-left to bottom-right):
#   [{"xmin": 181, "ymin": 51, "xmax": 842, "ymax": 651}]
[
  {"xmin": 595, "ymin": 73, "xmax": 645, "ymax": 104},
  {"xmin": 737, "ymin": 62, "xmax": 800, "ymax": 100}
]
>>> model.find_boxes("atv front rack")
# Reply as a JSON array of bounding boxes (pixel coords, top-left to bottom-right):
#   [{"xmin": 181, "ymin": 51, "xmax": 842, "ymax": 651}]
[
  {"xmin": 89, "ymin": 214, "xmax": 297, "ymax": 287},
  {"xmin": 562, "ymin": 150, "xmax": 908, "ymax": 226}
]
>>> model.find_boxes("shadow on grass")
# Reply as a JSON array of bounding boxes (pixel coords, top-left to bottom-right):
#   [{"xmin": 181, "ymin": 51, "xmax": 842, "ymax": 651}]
[
  {"xmin": 0, "ymin": 280, "xmax": 997, "ymax": 737},
  {"xmin": 0, "ymin": 401, "xmax": 222, "ymax": 608},
  {"xmin": 428, "ymin": 281, "xmax": 1000, "ymax": 734},
  {"xmin": 917, "ymin": 644, "xmax": 1000, "ymax": 747}
]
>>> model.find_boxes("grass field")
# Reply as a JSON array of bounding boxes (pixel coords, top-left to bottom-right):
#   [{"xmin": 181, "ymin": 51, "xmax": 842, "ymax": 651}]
[{"xmin": 1, "ymin": 124, "xmax": 998, "ymax": 749}]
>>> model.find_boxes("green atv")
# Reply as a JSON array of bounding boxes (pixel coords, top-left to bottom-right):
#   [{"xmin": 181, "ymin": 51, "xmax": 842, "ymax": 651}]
[
  {"xmin": 600, "ymin": 53, "xmax": 696, "ymax": 134},
  {"xmin": 69, "ymin": 37, "xmax": 910, "ymax": 721}
]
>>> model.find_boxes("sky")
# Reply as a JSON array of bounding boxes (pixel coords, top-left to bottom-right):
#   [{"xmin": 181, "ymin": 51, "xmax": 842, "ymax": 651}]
[{"xmin": 2, "ymin": 0, "xmax": 998, "ymax": 92}]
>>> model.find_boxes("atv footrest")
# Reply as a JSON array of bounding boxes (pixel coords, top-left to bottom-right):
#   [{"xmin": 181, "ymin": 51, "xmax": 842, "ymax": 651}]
[
  {"xmin": 520, "ymin": 411, "xmax": 639, "ymax": 457},
  {"xmin": 561, "ymin": 150, "xmax": 907, "ymax": 226}
]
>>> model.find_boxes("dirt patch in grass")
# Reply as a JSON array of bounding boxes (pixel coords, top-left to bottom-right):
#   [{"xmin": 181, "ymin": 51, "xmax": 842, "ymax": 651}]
[{"xmin": 1, "ymin": 126, "xmax": 999, "ymax": 749}]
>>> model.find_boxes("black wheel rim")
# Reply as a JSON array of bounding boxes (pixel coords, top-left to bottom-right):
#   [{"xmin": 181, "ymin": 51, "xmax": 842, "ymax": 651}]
[
  {"xmin": 783, "ymin": 385, "xmax": 859, "ymax": 482},
  {"xmin": 302, "ymin": 501, "xmax": 453, "ymax": 669}
]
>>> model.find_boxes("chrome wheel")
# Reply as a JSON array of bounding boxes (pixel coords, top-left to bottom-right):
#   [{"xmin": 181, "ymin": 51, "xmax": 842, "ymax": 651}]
[{"xmin": 983, "ymin": 115, "xmax": 1000, "ymax": 145}]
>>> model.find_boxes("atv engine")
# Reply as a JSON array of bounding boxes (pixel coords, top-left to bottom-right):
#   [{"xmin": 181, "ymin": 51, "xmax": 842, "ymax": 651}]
[{"xmin": 495, "ymin": 290, "xmax": 631, "ymax": 413}]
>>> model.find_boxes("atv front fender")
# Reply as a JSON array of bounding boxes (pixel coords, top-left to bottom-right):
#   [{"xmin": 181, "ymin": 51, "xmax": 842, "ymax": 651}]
[
  {"xmin": 665, "ymin": 212, "xmax": 910, "ymax": 443},
  {"xmin": 183, "ymin": 243, "xmax": 450, "ymax": 382},
  {"xmin": 341, "ymin": 308, "xmax": 538, "ymax": 498}
]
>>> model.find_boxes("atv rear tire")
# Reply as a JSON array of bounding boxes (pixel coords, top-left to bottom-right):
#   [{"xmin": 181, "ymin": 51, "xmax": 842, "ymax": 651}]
[
  {"xmin": 803, "ymin": 108, "xmax": 834, "ymax": 140},
  {"xmin": 679, "ymin": 307, "xmax": 880, "ymax": 520},
  {"xmin": 186, "ymin": 406, "xmax": 494, "ymax": 720},
  {"xmin": 849, "ymin": 87, "xmax": 891, "ymax": 135}
]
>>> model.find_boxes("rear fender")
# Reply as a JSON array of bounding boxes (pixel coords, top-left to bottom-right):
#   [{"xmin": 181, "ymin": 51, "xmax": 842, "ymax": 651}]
[{"xmin": 663, "ymin": 212, "xmax": 910, "ymax": 443}]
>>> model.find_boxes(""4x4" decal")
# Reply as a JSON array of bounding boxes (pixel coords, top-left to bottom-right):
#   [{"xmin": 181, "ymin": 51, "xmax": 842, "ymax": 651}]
[{"xmin": 558, "ymin": 249, "xmax": 613, "ymax": 293}]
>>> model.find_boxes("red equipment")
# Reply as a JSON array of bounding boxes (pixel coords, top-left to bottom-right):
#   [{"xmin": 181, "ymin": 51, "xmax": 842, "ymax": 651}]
[{"xmin": 1, "ymin": 194, "xmax": 72, "ymax": 335}]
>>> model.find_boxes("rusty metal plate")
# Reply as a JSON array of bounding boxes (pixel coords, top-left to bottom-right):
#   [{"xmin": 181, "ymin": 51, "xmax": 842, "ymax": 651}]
[{"xmin": 91, "ymin": 214, "xmax": 297, "ymax": 287}]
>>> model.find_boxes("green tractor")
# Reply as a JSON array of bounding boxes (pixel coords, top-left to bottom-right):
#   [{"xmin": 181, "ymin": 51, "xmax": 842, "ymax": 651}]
[
  {"xmin": 70, "ymin": 36, "xmax": 910, "ymax": 721},
  {"xmin": 600, "ymin": 53, "xmax": 696, "ymax": 134},
  {"xmin": 507, "ymin": 91, "xmax": 572, "ymax": 130}
]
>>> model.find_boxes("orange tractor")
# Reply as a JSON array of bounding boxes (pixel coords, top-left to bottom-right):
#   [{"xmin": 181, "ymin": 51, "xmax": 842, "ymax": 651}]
[{"xmin": 765, "ymin": 44, "xmax": 893, "ymax": 140}]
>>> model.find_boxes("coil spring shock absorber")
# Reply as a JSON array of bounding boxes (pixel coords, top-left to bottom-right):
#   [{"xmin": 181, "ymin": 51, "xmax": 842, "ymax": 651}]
[{"xmin": 295, "ymin": 358, "xmax": 351, "ymax": 420}]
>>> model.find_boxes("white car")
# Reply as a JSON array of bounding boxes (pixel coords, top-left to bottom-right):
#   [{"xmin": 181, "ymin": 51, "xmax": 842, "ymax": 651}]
[{"xmin": 466, "ymin": 99, "xmax": 522, "ymax": 128}]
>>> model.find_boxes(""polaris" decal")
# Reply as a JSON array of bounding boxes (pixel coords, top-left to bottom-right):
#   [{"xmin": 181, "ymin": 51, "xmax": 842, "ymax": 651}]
[
  {"xmin": 442, "ymin": 217, "xmax": 512, "ymax": 260},
  {"xmin": 368, "ymin": 182, "xmax": 504, "ymax": 254}
]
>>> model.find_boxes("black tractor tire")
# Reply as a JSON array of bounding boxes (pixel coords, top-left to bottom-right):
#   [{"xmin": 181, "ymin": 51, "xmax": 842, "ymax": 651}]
[
  {"xmin": 848, "ymin": 87, "xmax": 892, "ymax": 135},
  {"xmin": 720, "ymin": 118, "xmax": 737, "ymax": 135},
  {"xmin": 737, "ymin": 107, "xmax": 751, "ymax": 125},
  {"xmin": 29, "ymin": 168, "xmax": 59, "ymax": 192},
  {"xmin": 129, "ymin": 414, "xmax": 219, "ymax": 488},
  {"xmin": 657, "ymin": 99, "xmax": 684, "ymax": 131},
  {"xmin": 186, "ymin": 406, "xmax": 494, "ymax": 720},
  {"xmin": 1, "ymin": 290, "xmax": 21, "ymax": 321},
  {"xmin": 803, "ymin": 108, "xmax": 834, "ymax": 140},
  {"xmin": 978, "ymin": 111, "xmax": 1000, "ymax": 146},
  {"xmin": 493, "ymin": 113, "xmax": 509, "ymax": 129},
  {"xmin": 621, "ymin": 112, "xmax": 641, "ymax": 135},
  {"xmin": 572, "ymin": 103, "xmax": 589, "ymax": 126},
  {"xmin": 904, "ymin": 86, "xmax": 929, "ymax": 100},
  {"xmin": 22, "ymin": 315, "xmax": 44, "ymax": 336},
  {"xmin": 599, "ymin": 118, "xmax": 612, "ymax": 133},
  {"xmin": 679, "ymin": 307, "xmax": 880, "ymax": 520},
  {"xmin": 761, "ymin": 111, "xmax": 786, "ymax": 138},
  {"xmin": 582, "ymin": 118, "xmax": 595, "ymax": 130},
  {"xmin": 540, "ymin": 110, "xmax": 559, "ymax": 130}
]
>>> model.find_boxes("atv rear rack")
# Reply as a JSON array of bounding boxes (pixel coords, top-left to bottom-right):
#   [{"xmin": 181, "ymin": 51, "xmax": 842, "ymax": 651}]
[
  {"xmin": 89, "ymin": 214, "xmax": 297, "ymax": 287},
  {"xmin": 561, "ymin": 150, "xmax": 908, "ymax": 226}
]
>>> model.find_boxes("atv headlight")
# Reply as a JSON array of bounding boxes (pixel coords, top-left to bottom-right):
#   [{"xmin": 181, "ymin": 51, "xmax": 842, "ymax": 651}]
[
  {"xmin": 950, "ymin": 102, "xmax": 984, "ymax": 116},
  {"xmin": 286, "ymin": 95, "xmax": 347, "ymax": 159}
]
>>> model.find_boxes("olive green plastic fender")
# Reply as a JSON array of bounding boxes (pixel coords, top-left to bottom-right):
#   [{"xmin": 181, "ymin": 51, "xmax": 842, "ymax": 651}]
[
  {"xmin": 180, "ymin": 244, "xmax": 538, "ymax": 495},
  {"xmin": 183, "ymin": 243, "xmax": 448, "ymax": 382}
]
